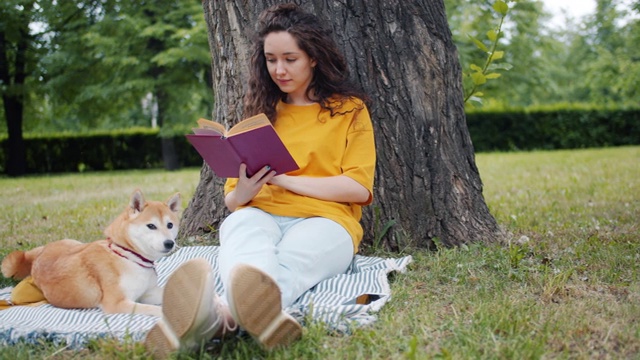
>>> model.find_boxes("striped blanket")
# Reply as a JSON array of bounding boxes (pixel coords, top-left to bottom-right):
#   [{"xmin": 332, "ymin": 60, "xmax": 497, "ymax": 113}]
[{"xmin": 0, "ymin": 246, "xmax": 412, "ymax": 349}]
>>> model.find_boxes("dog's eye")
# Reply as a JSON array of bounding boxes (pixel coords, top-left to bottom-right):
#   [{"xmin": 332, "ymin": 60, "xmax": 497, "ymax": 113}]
[
  {"xmin": 147, "ymin": 224, "xmax": 157, "ymax": 230},
  {"xmin": 167, "ymin": 223, "xmax": 173, "ymax": 229}
]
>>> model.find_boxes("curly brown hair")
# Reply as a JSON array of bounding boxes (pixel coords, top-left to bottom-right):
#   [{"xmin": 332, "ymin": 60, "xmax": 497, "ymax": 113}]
[{"xmin": 244, "ymin": 3, "xmax": 368, "ymax": 123}]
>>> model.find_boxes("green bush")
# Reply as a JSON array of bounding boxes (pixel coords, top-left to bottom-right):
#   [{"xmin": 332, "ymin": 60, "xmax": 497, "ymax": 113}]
[
  {"xmin": 1, "ymin": 107, "xmax": 638, "ymax": 174},
  {"xmin": 466, "ymin": 107, "xmax": 640, "ymax": 152},
  {"xmin": 0, "ymin": 128, "xmax": 202, "ymax": 174}
]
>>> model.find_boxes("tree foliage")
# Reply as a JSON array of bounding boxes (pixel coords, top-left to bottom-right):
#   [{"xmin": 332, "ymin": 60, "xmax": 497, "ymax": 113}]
[
  {"xmin": 576, "ymin": 0, "xmax": 640, "ymax": 106},
  {"xmin": 2, "ymin": 0, "xmax": 211, "ymax": 136},
  {"xmin": 461, "ymin": 0, "xmax": 512, "ymax": 106},
  {"xmin": 2, "ymin": 0, "xmax": 639, "ymax": 142},
  {"xmin": 445, "ymin": 0, "xmax": 640, "ymax": 109}
]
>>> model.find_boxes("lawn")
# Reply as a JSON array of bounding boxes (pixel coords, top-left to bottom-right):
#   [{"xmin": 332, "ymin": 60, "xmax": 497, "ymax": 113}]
[{"xmin": 0, "ymin": 146, "xmax": 638, "ymax": 359}]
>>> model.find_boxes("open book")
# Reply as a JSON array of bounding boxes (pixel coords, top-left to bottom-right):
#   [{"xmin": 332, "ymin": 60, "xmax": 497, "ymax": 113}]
[{"xmin": 186, "ymin": 113, "xmax": 299, "ymax": 178}]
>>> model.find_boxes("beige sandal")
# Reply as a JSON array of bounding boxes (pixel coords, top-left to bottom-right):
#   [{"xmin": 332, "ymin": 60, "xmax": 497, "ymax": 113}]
[
  {"xmin": 228, "ymin": 263, "xmax": 302, "ymax": 349},
  {"xmin": 144, "ymin": 258, "xmax": 235, "ymax": 358}
]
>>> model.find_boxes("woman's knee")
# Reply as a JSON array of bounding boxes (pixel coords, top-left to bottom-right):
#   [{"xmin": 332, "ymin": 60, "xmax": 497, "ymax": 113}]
[{"xmin": 220, "ymin": 207, "xmax": 281, "ymax": 246}]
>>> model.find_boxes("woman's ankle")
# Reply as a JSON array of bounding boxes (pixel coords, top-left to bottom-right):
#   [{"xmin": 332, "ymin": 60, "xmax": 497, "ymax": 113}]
[{"xmin": 215, "ymin": 305, "xmax": 238, "ymax": 338}]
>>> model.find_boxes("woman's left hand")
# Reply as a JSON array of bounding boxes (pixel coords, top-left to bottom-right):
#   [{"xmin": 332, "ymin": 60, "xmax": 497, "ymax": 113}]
[{"xmin": 225, "ymin": 164, "xmax": 276, "ymax": 211}]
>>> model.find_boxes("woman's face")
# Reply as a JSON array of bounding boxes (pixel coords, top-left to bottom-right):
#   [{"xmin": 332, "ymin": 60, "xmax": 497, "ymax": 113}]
[{"xmin": 264, "ymin": 31, "xmax": 316, "ymax": 104}]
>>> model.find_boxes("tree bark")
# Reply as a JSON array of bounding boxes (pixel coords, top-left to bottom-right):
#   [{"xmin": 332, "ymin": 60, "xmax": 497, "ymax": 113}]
[
  {"xmin": 0, "ymin": 9, "xmax": 30, "ymax": 177},
  {"xmin": 179, "ymin": 0, "xmax": 503, "ymax": 249},
  {"xmin": 155, "ymin": 89, "xmax": 180, "ymax": 171}
]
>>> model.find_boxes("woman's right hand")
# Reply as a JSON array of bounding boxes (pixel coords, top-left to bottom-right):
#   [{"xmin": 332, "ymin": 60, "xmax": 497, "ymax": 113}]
[{"xmin": 224, "ymin": 164, "xmax": 276, "ymax": 211}]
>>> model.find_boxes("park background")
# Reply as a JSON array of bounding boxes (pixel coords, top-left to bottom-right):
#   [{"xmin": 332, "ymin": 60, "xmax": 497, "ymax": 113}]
[
  {"xmin": 1, "ymin": 0, "xmax": 639, "ymax": 176},
  {"xmin": 0, "ymin": 1, "xmax": 639, "ymax": 359}
]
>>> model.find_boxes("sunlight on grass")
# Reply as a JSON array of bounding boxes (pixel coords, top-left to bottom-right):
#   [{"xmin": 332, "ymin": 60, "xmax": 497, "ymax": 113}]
[{"xmin": 476, "ymin": 146, "xmax": 640, "ymax": 237}]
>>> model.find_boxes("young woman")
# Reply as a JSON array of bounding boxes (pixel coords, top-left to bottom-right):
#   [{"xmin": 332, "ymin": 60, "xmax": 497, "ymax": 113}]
[{"xmin": 145, "ymin": 3, "xmax": 376, "ymax": 357}]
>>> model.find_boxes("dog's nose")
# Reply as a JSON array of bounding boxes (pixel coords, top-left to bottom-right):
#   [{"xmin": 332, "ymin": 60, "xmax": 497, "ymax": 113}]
[{"xmin": 163, "ymin": 240, "xmax": 175, "ymax": 250}]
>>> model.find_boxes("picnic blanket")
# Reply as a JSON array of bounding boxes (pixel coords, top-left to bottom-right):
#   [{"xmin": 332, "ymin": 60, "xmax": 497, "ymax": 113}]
[{"xmin": 0, "ymin": 246, "xmax": 412, "ymax": 349}]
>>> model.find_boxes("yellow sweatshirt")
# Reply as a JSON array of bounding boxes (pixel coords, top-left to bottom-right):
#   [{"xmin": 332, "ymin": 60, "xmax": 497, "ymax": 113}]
[{"xmin": 224, "ymin": 98, "xmax": 376, "ymax": 252}]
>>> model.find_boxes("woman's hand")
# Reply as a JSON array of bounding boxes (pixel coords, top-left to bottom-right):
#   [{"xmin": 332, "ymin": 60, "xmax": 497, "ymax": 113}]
[{"xmin": 224, "ymin": 164, "xmax": 276, "ymax": 211}]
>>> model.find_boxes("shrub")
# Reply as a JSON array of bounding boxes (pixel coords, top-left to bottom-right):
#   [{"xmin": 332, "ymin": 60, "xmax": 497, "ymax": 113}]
[
  {"xmin": 466, "ymin": 107, "xmax": 640, "ymax": 152},
  {"xmin": 0, "ymin": 128, "xmax": 202, "ymax": 174},
  {"xmin": 1, "ymin": 107, "xmax": 638, "ymax": 174}
]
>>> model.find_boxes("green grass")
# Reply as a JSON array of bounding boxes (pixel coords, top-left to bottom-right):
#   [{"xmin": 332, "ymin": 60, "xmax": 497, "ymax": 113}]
[{"xmin": 1, "ymin": 147, "xmax": 639, "ymax": 359}]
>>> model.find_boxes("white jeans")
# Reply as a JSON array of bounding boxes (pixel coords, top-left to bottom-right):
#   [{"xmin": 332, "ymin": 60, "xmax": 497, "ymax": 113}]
[{"xmin": 218, "ymin": 207, "xmax": 354, "ymax": 308}]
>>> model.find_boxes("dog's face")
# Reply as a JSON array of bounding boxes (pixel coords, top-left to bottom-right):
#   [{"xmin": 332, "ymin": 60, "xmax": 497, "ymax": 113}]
[{"xmin": 106, "ymin": 190, "xmax": 181, "ymax": 261}]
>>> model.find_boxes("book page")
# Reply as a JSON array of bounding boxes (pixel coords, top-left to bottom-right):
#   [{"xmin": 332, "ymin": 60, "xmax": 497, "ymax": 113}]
[
  {"xmin": 227, "ymin": 113, "xmax": 271, "ymax": 137},
  {"xmin": 196, "ymin": 118, "xmax": 227, "ymax": 136},
  {"xmin": 192, "ymin": 128, "xmax": 223, "ymax": 136}
]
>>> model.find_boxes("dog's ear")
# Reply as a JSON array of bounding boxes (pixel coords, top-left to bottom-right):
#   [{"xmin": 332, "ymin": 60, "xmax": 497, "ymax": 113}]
[
  {"xmin": 166, "ymin": 193, "xmax": 181, "ymax": 213},
  {"xmin": 130, "ymin": 189, "xmax": 146, "ymax": 213}
]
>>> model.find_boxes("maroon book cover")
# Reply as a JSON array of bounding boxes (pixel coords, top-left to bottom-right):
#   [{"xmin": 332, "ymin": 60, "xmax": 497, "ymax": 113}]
[{"xmin": 186, "ymin": 114, "xmax": 299, "ymax": 178}]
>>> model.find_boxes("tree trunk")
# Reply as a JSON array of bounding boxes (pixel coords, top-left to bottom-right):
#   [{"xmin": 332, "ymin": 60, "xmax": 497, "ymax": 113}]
[
  {"xmin": 155, "ymin": 89, "xmax": 180, "ymax": 171},
  {"xmin": 0, "ymin": 12, "xmax": 30, "ymax": 177},
  {"xmin": 3, "ymin": 96, "xmax": 26, "ymax": 177},
  {"xmin": 179, "ymin": 0, "xmax": 503, "ymax": 249}
]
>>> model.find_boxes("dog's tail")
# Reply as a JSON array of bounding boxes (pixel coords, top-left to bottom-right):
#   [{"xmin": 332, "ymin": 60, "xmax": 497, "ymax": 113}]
[{"xmin": 1, "ymin": 246, "xmax": 44, "ymax": 280}]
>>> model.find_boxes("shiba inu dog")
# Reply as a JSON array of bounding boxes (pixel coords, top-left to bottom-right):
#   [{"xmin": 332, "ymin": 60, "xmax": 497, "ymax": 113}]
[{"xmin": 1, "ymin": 189, "xmax": 181, "ymax": 316}]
